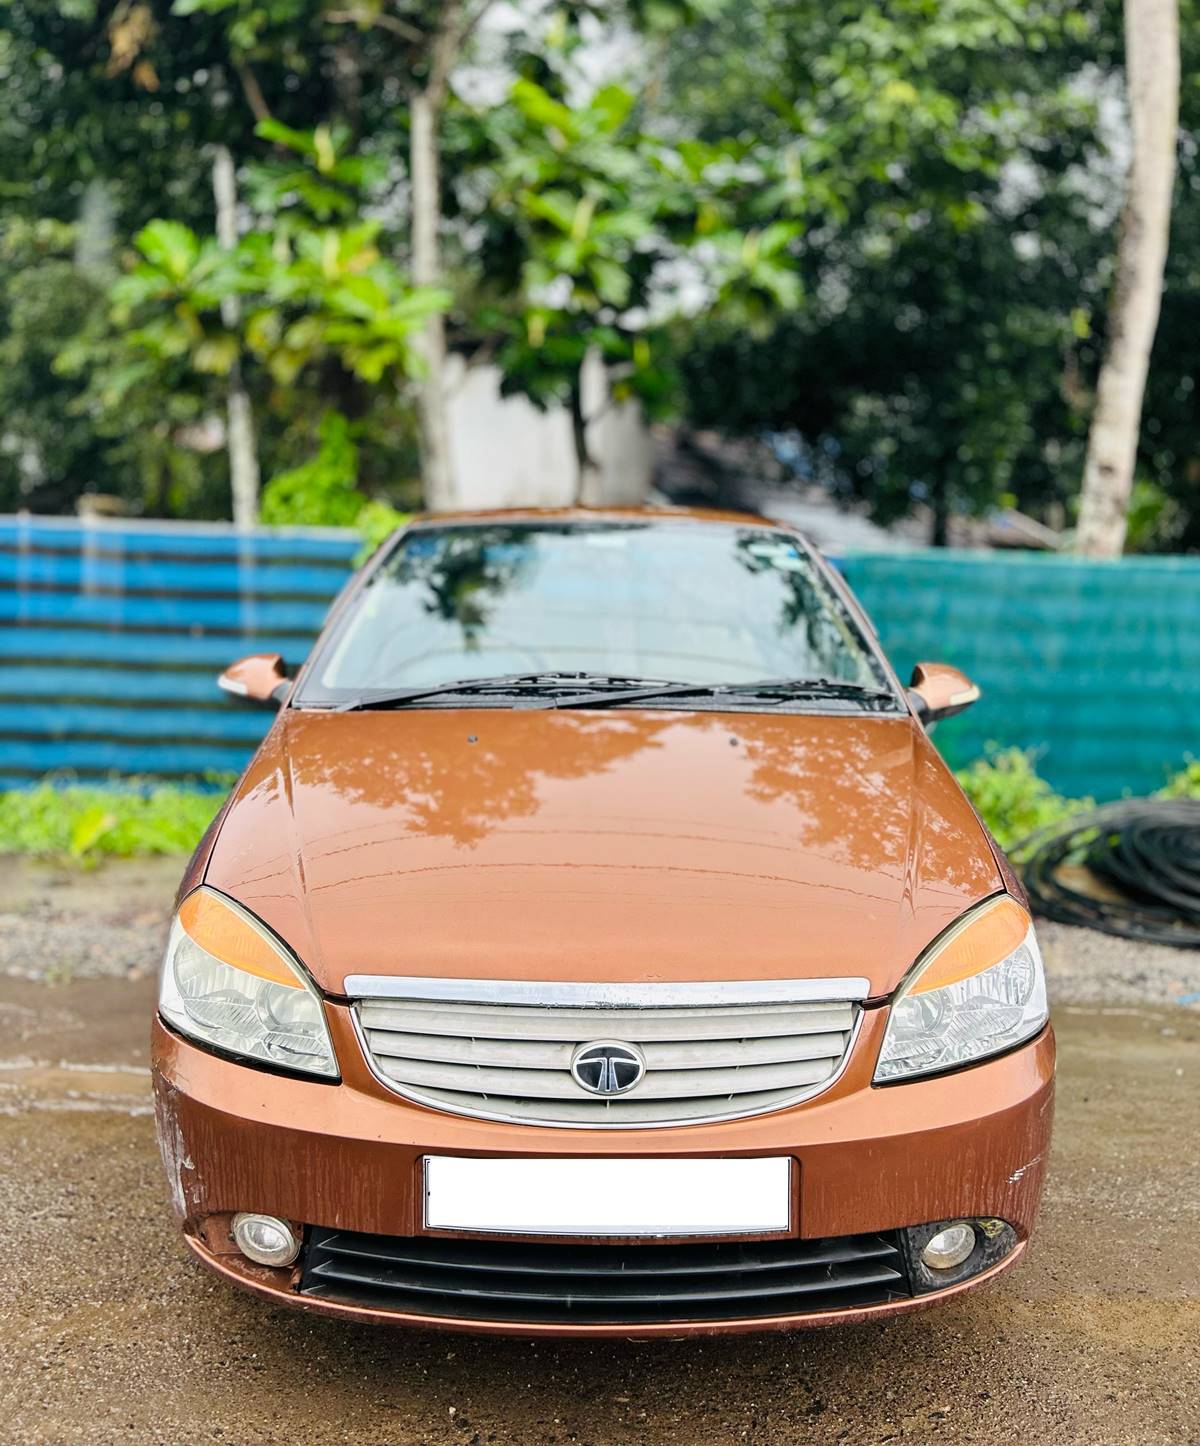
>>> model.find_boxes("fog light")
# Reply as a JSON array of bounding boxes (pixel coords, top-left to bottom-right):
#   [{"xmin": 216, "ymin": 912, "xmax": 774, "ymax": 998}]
[
  {"xmin": 921, "ymin": 1222, "xmax": 976, "ymax": 1271},
  {"xmin": 232, "ymin": 1212, "xmax": 300, "ymax": 1267}
]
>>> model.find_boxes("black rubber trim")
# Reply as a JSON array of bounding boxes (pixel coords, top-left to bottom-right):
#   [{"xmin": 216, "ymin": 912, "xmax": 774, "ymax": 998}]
[{"xmin": 299, "ymin": 1227, "xmax": 913, "ymax": 1324}]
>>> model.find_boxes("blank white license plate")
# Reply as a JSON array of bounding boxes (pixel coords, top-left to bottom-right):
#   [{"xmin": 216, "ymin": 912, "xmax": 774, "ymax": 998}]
[{"xmin": 422, "ymin": 1156, "xmax": 792, "ymax": 1237}]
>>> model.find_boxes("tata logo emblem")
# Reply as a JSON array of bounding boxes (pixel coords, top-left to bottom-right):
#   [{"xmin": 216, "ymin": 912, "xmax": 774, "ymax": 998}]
[{"xmin": 570, "ymin": 1040, "xmax": 646, "ymax": 1096}]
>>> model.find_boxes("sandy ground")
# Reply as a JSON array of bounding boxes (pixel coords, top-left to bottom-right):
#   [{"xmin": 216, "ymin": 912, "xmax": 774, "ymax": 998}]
[{"xmin": 0, "ymin": 858, "xmax": 1197, "ymax": 1445}]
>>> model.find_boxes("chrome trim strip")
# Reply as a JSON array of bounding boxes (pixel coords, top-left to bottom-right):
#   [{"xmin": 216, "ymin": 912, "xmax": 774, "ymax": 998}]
[
  {"xmin": 350, "ymin": 1007, "xmax": 865, "ymax": 1131},
  {"xmin": 343, "ymin": 975, "xmax": 872, "ymax": 1007}
]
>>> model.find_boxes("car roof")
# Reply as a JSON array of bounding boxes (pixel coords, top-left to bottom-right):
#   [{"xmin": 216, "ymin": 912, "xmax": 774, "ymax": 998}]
[{"xmin": 404, "ymin": 505, "xmax": 791, "ymax": 532}]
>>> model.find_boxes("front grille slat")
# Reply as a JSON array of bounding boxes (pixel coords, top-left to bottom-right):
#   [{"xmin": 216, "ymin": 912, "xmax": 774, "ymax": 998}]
[
  {"xmin": 413, "ymin": 1084, "xmax": 807, "ymax": 1123},
  {"xmin": 356, "ymin": 986, "xmax": 859, "ymax": 1127},
  {"xmin": 367, "ymin": 1028, "xmax": 849, "ymax": 1072},
  {"xmin": 368, "ymin": 1030, "xmax": 576, "ymax": 1070},
  {"xmin": 313, "ymin": 1231, "xmax": 902, "ymax": 1276},
  {"xmin": 359, "ymin": 1000, "xmax": 856, "ymax": 1043},
  {"xmin": 374, "ymin": 1055, "xmax": 837, "ymax": 1102},
  {"xmin": 300, "ymin": 1227, "xmax": 913, "ymax": 1324}
]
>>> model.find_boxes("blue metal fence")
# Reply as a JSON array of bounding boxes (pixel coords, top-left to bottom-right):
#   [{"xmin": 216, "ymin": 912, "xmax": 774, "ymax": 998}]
[
  {"xmin": 839, "ymin": 549, "xmax": 1200, "ymax": 800},
  {"xmin": 0, "ymin": 515, "xmax": 356, "ymax": 788},
  {"xmin": 2, "ymin": 515, "xmax": 1197, "ymax": 799}
]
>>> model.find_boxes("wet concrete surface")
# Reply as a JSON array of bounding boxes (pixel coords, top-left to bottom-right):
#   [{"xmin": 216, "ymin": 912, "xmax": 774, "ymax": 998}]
[{"xmin": 1, "ymin": 866, "xmax": 1198, "ymax": 1443}]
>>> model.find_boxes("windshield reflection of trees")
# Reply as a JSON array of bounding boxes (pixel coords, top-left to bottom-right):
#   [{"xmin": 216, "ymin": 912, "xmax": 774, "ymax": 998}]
[
  {"xmin": 387, "ymin": 523, "xmax": 645, "ymax": 650},
  {"xmin": 733, "ymin": 532, "xmax": 879, "ymax": 686}
]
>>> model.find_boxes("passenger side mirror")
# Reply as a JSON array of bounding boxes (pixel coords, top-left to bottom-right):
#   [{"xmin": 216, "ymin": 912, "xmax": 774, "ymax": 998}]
[
  {"xmin": 218, "ymin": 653, "xmax": 290, "ymax": 709},
  {"xmin": 908, "ymin": 662, "xmax": 980, "ymax": 724}
]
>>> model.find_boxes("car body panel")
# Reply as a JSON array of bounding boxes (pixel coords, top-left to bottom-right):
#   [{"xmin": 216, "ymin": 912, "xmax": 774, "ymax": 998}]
[{"xmin": 201, "ymin": 708, "xmax": 1002, "ymax": 997}]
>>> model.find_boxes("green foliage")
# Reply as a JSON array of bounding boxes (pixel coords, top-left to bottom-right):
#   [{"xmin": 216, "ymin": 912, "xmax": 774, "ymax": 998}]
[
  {"xmin": 957, "ymin": 749, "xmax": 1200, "ymax": 853},
  {"xmin": 105, "ymin": 128, "xmax": 448, "ymax": 396},
  {"xmin": 1159, "ymin": 759, "xmax": 1200, "ymax": 799},
  {"xmin": 473, "ymin": 59, "xmax": 813, "ymax": 460},
  {"xmin": 665, "ymin": 0, "xmax": 1116, "ymax": 540},
  {"xmin": 955, "ymin": 748, "xmax": 1093, "ymax": 852},
  {"xmin": 261, "ymin": 409, "xmax": 362, "ymax": 524},
  {"xmin": 7, "ymin": 0, "xmax": 1200, "ymax": 546},
  {"xmin": 0, "ymin": 219, "xmax": 111, "ymax": 511},
  {"xmin": 1123, "ymin": 480, "xmax": 1187, "ymax": 554},
  {"xmin": 260, "ymin": 408, "xmax": 412, "ymax": 549},
  {"xmin": 0, "ymin": 782, "xmax": 227, "ymax": 860},
  {"xmin": 479, "ymin": 77, "xmax": 680, "ymax": 421},
  {"xmin": 355, "ymin": 498, "xmax": 411, "ymax": 560},
  {"xmin": 59, "ymin": 122, "xmax": 440, "ymax": 518},
  {"xmin": 2, "ymin": 0, "xmax": 430, "ymax": 517}
]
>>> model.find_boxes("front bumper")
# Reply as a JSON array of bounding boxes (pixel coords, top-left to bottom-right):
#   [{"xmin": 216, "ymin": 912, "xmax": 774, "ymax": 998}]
[{"xmin": 152, "ymin": 1003, "xmax": 1055, "ymax": 1337}]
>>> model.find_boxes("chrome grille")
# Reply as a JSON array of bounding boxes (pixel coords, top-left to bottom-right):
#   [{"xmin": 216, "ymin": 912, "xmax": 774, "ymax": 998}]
[{"xmin": 350, "ymin": 978, "xmax": 864, "ymax": 1127}]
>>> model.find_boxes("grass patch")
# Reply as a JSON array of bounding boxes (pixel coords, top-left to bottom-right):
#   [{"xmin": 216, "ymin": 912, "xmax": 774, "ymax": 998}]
[{"xmin": 0, "ymin": 780, "xmax": 228, "ymax": 860}]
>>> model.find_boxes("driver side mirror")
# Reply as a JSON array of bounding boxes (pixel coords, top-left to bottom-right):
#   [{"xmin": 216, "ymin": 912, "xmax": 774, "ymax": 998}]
[
  {"xmin": 218, "ymin": 653, "xmax": 290, "ymax": 709},
  {"xmin": 908, "ymin": 661, "xmax": 980, "ymax": 724}
]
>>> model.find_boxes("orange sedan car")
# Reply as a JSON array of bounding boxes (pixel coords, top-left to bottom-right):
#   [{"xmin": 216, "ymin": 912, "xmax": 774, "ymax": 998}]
[{"xmin": 153, "ymin": 508, "xmax": 1053, "ymax": 1336}]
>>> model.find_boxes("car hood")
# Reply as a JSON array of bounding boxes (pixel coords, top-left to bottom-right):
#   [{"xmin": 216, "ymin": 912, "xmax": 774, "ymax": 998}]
[{"xmin": 202, "ymin": 708, "xmax": 1002, "ymax": 998}]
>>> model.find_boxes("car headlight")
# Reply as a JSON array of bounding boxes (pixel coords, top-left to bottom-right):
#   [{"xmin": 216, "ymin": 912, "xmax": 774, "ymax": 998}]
[
  {"xmin": 875, "ymin": 895, "xmax": 1048, "ymax": 1083},
  {"xmin": 159, "ymin": 887, "xmax": 337, "ymax": 1078}
]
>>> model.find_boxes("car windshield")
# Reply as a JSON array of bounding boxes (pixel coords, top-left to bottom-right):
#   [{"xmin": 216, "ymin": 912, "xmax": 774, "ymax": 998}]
[{"xmin": 296, "ymin": 520, "xmax": 895, "ymax": 705}]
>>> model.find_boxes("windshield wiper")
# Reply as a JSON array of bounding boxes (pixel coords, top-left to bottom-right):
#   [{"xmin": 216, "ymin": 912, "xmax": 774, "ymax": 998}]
[
  {"xmin": 335, "ymin": 672, "xmax": 700, "ymax": 712},
  {"xmin": 335, "ymin": 672, "xmax": 899, "ymax": 713},
  {"xmin": 564, "ymin": 677, "xmax": 900, "ymax": 709},
  {"xmin": 725, "ymin": 677, "xmax": 900, "ymax": 703}
]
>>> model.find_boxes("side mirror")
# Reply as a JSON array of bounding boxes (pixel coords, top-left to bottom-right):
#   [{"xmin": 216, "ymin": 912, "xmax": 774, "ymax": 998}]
[
  {"xmin": 218, "ymin": 653, "xmax": 290, "ymax": 709},
  {"xmin": 908, "ymin": 661, "xmax": 980, "ymax": 724}
]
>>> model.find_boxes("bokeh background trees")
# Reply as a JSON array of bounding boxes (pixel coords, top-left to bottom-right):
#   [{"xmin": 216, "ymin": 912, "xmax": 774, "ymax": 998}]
[{"xmin": 1, "ymin": 0, "xmax": 1195, "ymax": 551}]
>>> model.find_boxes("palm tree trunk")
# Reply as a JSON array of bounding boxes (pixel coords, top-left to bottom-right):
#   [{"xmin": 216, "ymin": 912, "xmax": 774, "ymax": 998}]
[
  {"xmin": 212, "ymin": 144, "xmax": 260, "ymax": 531},
  {"xmin": 569, "ymin": 377, "xmax": 601, "ymax": 504},
  {"xmin": 410, "ymin": 3, "xmax": 490, "ymax": 513},
  {"xmin": 1076, "ymin": 0, "xmax": 1179, "ymax": 557},
  {"xmin": 410, "ymin": 85, "xmax": 455, "ymax": 512}
]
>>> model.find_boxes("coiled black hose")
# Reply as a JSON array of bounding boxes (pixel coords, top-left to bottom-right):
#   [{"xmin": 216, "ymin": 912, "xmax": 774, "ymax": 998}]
[{"xmin": 1020, "ymin": 799, "xmax": 1200, "ymax": 946}]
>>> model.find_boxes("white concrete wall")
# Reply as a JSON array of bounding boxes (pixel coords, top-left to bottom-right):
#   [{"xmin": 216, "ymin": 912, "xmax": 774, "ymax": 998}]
[{"xmin": 445, "ymin": 351, "xmax": 654, "ymax": 509}]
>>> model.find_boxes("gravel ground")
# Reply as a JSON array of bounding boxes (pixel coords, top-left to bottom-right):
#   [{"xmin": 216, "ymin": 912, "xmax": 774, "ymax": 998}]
[
  {"xmin": 1038, "ymin": 919, "xmax": 1200, "ymax": 1009},
  {"xmin": 0, "ymin": 857, "xmax": 175, "ymax": 982}
]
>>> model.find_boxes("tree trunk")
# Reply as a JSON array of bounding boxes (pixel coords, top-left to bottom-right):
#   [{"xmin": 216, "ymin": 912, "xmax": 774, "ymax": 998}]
[
  {"xmin": 1076, "ymin": 0, "xmax": 1179, "ymax": 557},
  {"xmin": 930, "ymin": 474, "xmax": 950, "ymax": 547},
  {"xmin": 212, "ymin": 144, "xmax": 260, "ymax": 531},
  {"xmin": 410, "ymin": 86, "xmax": 455, "ymax": 513},
  {"xmin": 568, "ymin": 377, "xmax": 600, "ymax": 505}
]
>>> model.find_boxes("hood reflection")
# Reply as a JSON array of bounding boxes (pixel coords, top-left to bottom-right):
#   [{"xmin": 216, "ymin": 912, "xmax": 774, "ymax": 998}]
[{"xmin": 208, "ymin": 707, "xmax": 1002, "ymax": 992}]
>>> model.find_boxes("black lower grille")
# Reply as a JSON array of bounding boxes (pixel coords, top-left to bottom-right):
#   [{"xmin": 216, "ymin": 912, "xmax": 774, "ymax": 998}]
[{"xmin": 299, "ymin": 1228, "xmax": 913, "ymax": 1324}]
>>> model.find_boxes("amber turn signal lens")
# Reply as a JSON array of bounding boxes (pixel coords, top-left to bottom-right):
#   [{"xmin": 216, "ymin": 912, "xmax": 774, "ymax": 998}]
[
  {"xmin": 177, "ymin": 890, "xmax": 301, "ymax": 990},
  {"xmin": 908, "ymin": 895, "xmax": 1031, "ymax": 996}
]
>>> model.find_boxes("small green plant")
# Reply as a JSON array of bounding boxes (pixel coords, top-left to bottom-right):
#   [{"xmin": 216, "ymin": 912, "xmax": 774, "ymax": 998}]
[
  {"xmin": 354, "ymin": 497, "xmax": 410, "ymax": 561},
  {"xmin": 260, "ymin": 410, "xmax": 364, "ymax": 527},
  {"xmin": 1159, "ymin": 758, "xmax": 1200, "ymax": 799},
  {"xmin": 259, "ymin": 409, "xmax": 410, "ymax": 558},
  {"xmin": 956, "ymin": 750, "xmax": 1200, "ymax": 855},
  {"xmin": 0, "ymin": 781, "xmax": 228, "ymax": 860},
  {"xmin": 954, "ymin": 748, "xmax": 1093, "ymax": 852}
]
